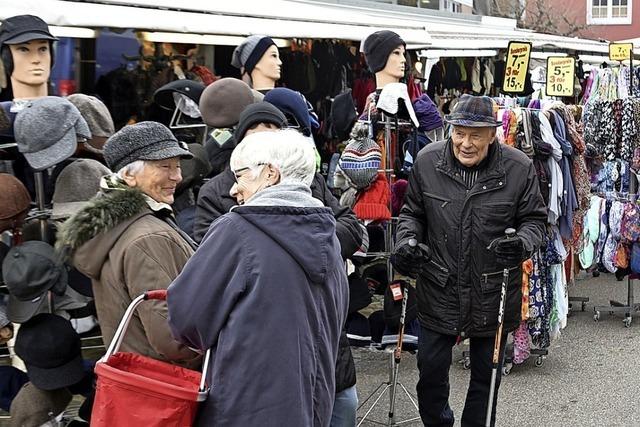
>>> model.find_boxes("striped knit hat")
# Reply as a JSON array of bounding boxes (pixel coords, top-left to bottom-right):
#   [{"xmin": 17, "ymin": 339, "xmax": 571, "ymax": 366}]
[{"xmin": 338, "ymin": 136, "xmax": 381, "ymax": 190}]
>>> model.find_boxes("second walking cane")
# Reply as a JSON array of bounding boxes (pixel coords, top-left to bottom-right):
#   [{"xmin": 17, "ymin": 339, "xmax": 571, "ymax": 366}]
[{"xmin": 485, "ymin": 227, "xmax": 516, "ymax": 427}]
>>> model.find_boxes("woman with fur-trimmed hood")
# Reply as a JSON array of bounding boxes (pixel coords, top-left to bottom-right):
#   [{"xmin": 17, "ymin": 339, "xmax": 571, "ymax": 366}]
[{"xmin": 57, "ymin": 121, "xmax": 200, "ymax": 368}]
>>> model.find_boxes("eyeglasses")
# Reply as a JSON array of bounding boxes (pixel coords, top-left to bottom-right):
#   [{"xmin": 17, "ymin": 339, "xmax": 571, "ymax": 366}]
[{"xmin": 232, "ymin": 163, "xmax": 267, "ymax": 183}]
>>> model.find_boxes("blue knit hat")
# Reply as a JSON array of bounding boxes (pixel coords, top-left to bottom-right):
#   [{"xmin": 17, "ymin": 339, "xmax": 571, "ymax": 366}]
[{"xmin": 264, "ymin": 88, "xmax": 311, "ymax": 136}]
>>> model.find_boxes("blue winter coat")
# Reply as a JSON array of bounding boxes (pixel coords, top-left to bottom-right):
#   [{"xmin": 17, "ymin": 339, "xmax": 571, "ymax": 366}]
[{"xmin": 167, "ymin": 205, "xmax": 349, "ymax": 427}]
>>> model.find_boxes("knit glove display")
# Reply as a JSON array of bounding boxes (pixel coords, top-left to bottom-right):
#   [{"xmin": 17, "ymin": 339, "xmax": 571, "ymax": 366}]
[
  {"xmin": 488, "ymin": 234, "xmax": 526, "ymax": 268},
  {"xmin": 391, "ymin": 240, "xmax": 431, "ymax": 279}
]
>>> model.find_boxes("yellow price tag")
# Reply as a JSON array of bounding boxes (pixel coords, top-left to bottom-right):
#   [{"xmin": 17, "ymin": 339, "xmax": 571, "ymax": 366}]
[
  {"xmin": 609, "ymin": 43, "xmax": 633, "ymax": 61},
  {"xmin": 546, "ymin": 57, "xmax": 575, "ymax": 97},
  {"xmin": 502, "ymin": 42, "xmax": 532, "ymax": 94}
]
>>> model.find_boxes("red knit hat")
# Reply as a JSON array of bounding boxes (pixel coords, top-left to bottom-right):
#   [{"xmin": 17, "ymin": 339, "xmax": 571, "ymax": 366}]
[{"xmin": 354, "ymin": 173, "xmax": 391, "ymax": 222}]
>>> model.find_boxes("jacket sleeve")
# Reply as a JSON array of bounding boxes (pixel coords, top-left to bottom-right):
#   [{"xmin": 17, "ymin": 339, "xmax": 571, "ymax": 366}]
[
  {"xmin": 516, "ymin": 161, "xmax": 547, "ymax": 253},
  {"xmin": 395, "ymin": 161, "xmax": 427, "ymax": 248},
  {"xmin": 313, "ymin": 173, "xmax": 363, "ymax": 259},
  {"xmin": 123, "ymin": 235, "xmax": 200, "ymax": 365},
  {"xmin": 193, "ymin": 180, "xmax": 226, "ymax": 243},
  {"xmin": 167, "ymin": 216, "xmax": 248, "ymax": 352}
]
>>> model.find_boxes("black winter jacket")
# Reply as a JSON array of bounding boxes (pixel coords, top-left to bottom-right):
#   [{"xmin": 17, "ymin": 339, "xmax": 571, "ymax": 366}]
[
  {"xmin": 396, "ymin": 139, "xmax": 546, "ymax": 338},
  {"xmin": 193, "ymin": 168, "xmax": 360, "ymax": 393}
]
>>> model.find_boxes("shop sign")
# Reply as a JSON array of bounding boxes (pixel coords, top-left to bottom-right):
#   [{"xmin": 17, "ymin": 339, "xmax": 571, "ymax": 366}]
[
  {"xmin": 546, "ymin": 57, "xmax": 575, "ymax": 97},
  {"xmin": 502, "ymin": 41, "xmax": 532, "ymax": 94},
  {"xmin": 609, "ymin": 43, "xmax": 633, "ymax": 61}
]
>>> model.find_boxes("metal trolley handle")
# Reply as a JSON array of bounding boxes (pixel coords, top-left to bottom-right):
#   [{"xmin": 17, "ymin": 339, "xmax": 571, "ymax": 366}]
[{"xmin": 103, "ymin": 289, "xmax": 211, "ymax": 394}]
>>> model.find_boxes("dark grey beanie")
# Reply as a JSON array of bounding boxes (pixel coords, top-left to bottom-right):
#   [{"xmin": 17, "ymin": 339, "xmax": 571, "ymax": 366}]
[
  {"xmin": 231, "ymin": 35, "xmax": 276, "ymax": 75},
  {"xmin": 362, "ymin": 31, "xmax": 405, "ymax": 74},
  {"xmin": 103, "ymin": 121, "xmax": 193, "ymax": 172},
  {"xmin": 234, "ymin": 102, "xmax": 287, "ymax": 143}
]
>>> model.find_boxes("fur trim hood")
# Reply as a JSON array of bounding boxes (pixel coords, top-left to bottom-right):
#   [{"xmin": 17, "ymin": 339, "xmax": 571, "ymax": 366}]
[{"xmin": 57, "ymin": 186, "xmax": 148, "ymax": 258}]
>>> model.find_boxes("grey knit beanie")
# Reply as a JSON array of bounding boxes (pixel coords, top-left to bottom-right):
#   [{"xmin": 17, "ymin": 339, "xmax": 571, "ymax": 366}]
[
  {"xmin": 231, "ymin": 35, "xmax": 276, "ymax": 75},
  {"xmin": 338, "ymin": 136, "xmax": 381, "ymax": 190},
  {"xmin": 103, "ymin": 121, "xmax": 192, "ymax": 172}
]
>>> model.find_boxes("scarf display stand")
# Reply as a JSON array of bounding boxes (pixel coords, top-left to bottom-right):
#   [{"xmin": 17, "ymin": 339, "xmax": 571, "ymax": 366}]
[{"xmin": 593, "ymin": 173, "xmax": 640, "ymax": 327}]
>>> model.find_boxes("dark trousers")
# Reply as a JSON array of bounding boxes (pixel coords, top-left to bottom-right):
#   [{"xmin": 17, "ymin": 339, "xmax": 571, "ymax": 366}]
[{"xmin": 416, "ymin": 326, "xmax": 507, "ymax": 427}]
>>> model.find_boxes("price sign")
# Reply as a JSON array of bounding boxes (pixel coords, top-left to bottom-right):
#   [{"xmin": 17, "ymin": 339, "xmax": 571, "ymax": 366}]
[
  {"xmin": 546, "ymin": 57, "xmax": 575, "ymax": 97},
  {"xmin": 502, "ymin": 41, "xmax": 532, "ymax": 94},
  {"xmin": 609, "ymin": 43, "xmax": 633, "ymax": 61}
]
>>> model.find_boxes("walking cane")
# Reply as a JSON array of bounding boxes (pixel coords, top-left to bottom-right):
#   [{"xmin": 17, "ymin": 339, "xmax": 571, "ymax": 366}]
[{"xmin": 485, "ymin": 227, "xmax": 516, "ymax": 427}]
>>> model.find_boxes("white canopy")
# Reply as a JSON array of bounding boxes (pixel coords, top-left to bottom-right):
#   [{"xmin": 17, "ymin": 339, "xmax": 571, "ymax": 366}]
[{"xmin": 0, "ymin": 0, "xmax": 432, "ymax": 45}]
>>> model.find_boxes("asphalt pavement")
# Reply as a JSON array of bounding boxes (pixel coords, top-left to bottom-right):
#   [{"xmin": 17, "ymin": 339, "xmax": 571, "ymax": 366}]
[{"xmin": 354, "ymin": 271, "xmax": 640, "ymax": 426}]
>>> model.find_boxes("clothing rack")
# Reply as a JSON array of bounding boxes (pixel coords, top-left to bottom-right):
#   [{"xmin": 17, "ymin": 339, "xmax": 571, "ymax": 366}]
[{"xmin": 593, "ymin": 173, "xmax": 640, "ymax": 327}]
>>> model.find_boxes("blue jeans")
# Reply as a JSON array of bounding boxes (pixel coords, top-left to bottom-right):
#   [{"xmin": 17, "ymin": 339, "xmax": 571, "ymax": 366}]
[{"xmin": 330, "ymin": 385, "xmax": 358, "ymax": 427}]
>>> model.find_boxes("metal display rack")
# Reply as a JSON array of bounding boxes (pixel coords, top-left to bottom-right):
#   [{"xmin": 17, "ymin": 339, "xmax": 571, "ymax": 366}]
[
  {"xmin": 593, "ymin": 173, "xmax": 640, "ymax": 327},
  {"xmin": 356, "ymin": 111, "xmax": 421, "ymax": 426}
]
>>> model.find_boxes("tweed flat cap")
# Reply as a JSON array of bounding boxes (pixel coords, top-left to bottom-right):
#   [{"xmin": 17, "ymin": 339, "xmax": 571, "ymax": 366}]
[
  {"xmin": 66, "ymin": 94, "xmax": 115, "ymax": 139},
  {"xmin": 14, "ymin": 96, "xmax": 91, "ymax": 171},
  {"xmin": 103, "ymin": 121, "xmax": 192, "ymax": 172}
]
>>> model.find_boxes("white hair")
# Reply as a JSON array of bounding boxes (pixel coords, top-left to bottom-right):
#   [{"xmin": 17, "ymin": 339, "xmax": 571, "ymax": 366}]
[
  {"xmin": 230, "ymin": 129, "xmax": 316, "ymax": 186},
  {"xmin": 116, "ymin": 160, "xmax": 146, "ymax": 179}
]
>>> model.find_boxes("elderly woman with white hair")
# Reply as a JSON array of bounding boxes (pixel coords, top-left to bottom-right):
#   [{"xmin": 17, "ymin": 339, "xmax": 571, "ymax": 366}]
[
  {"xmin": 168, "ymin": 129, "xmax": 349, "ymax": 427},
  {"xmin": 58, "ymin": 121, "xmax": 200, "ymax": 368}
]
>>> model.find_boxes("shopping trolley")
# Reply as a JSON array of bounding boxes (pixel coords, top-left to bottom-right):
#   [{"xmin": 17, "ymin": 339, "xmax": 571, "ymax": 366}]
[{"xmin": 91, "ymin": 290, "xmax": 210, "ymax": 427}]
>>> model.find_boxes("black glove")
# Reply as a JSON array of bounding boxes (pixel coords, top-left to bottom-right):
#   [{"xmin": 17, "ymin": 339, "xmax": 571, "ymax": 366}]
[
  {"xmin": 488, "ymin": 234, "xmax": 526, "ymax": 267},
  {"xmin": 391, "ymin": 240, "xmax": 431, "ymax": 278}
]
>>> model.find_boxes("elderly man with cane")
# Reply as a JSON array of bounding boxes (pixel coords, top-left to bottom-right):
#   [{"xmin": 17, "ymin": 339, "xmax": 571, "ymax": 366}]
[{"xmin": 392, "ymin": 94, "xmax": 546, "ymax": 427}]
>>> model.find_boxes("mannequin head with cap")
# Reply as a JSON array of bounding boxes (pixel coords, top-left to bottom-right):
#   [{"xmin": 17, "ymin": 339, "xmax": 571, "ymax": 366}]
[
  {"xmin": 362, "ymin": 31, "xmax": 406, "ymax": 89},
  {"xmin": 0, "ymin": 15, "xmax": 57, "ymax": 100},
  {"xmin": 231, "ymin": 35, "xmax": 281, "ymax": 91}
]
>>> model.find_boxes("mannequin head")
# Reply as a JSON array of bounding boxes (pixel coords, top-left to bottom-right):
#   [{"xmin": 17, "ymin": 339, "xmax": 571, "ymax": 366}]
[
  {"xmin": 0, "ymin": 15, "xmax": 57, "ymax": 100},
  {"xmin": 375, "ymin": 45, "xmax": 406, "ymax": 89},
  {"xmin": 231, "ymin": 35, "xmax": 279, "ymax": 90},
  {"xmin": 362, "ymin": 30, "xmax": 407, "ymax": 89},
  {"xmin": 250, "ymin": 45, "xmax": 281, "ymax": 90}
]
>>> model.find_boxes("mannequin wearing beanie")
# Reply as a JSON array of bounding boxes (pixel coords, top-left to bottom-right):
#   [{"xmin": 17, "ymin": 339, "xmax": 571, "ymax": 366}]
[
  {"xmin": 231, "ymin": 35, "xmax": 281, "ymax": 93},
  {"xmin": 362, "ymin": 30, "xmax": 406, "ymax": 90}
]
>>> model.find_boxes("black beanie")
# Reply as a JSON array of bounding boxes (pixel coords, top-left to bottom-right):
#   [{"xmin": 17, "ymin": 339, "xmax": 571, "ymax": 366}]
[
  {"xmin": 234, "ymin": 101, "xmax": 288, "ymax": 143},
  {"xmin": 330, "ymin": 89, "xmax": 357, "ymax": 141},
  {"xmin": 363, "ymin": 30, "xmax": 405, "ymax": 74}
]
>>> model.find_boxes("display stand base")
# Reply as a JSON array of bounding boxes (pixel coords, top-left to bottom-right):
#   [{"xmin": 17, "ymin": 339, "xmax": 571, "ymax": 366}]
[
  {"xmin": 357, "ymin": 351, "xmax": 421, "ymax": 427},
  {"xmin": 593, "ymin": 277, "xmax": 639, "ymax": 327}
]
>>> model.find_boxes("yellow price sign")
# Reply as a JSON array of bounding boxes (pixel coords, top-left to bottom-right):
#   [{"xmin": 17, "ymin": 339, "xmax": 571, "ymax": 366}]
[
  {"xmin": 502, "ymin": 41, "xmax": 532, "ymax": 94},
  {"xmin": 609, "ymin": 43, "xmax": 633, "ymax": 61},
  {"xmin": 546, "ymin": 57, "xmax": 575, "ymax": 97}
]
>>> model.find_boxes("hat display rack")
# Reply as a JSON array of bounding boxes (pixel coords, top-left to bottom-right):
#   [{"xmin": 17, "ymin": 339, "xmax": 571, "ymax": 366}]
[
  {"xmin": 153, "ymin": 80, "xmax": 207, "ymax": 144},
  {"xmin": 356, "ymin": 89, "xmax": 421, "ymax": 427}
]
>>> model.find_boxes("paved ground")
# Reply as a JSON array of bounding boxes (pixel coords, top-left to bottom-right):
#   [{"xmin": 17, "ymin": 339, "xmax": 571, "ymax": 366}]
[{"xmin": 354, "ymin": 271, "xmax": 640, "ymax": 426}]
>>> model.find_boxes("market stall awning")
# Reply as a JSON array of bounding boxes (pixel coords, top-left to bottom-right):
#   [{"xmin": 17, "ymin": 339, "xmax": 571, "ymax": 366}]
[{"xmin": 0, "ymin": 0, "xmax": 432, "ymax": 46}]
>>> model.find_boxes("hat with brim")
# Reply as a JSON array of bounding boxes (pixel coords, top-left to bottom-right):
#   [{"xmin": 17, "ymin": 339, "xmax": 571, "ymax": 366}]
[
  {"xmin": 7, "ymin": 293, "xmax": 48, "ymax": 323},
  {"xmin": 21, "ymin": 130, "xmax": 82, "ymax": 171},
  {"xmin": 51, "ymin": 201, "xmax": 91, "ymax": 221},
  {"xmin": 3, "ymin": 31, "xmax": 57, "ymax": 45},
  {"xmin": 10, "ymin": 382, "xmax": 72, "ymax": 427},
  {"xmin": 27, "ymin": 351, "xmax": 85, "ymax": 391},
  {"xmin": 153, "ymin": 80, "xmax": 205, "ymax": 110},
  {"xmin": 15, "ymin": 97, "xmax": 92, "ymax": 172},
  {"xmin": 444, "ymin": 94, "xmax": 501, "ymax": 128}
]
